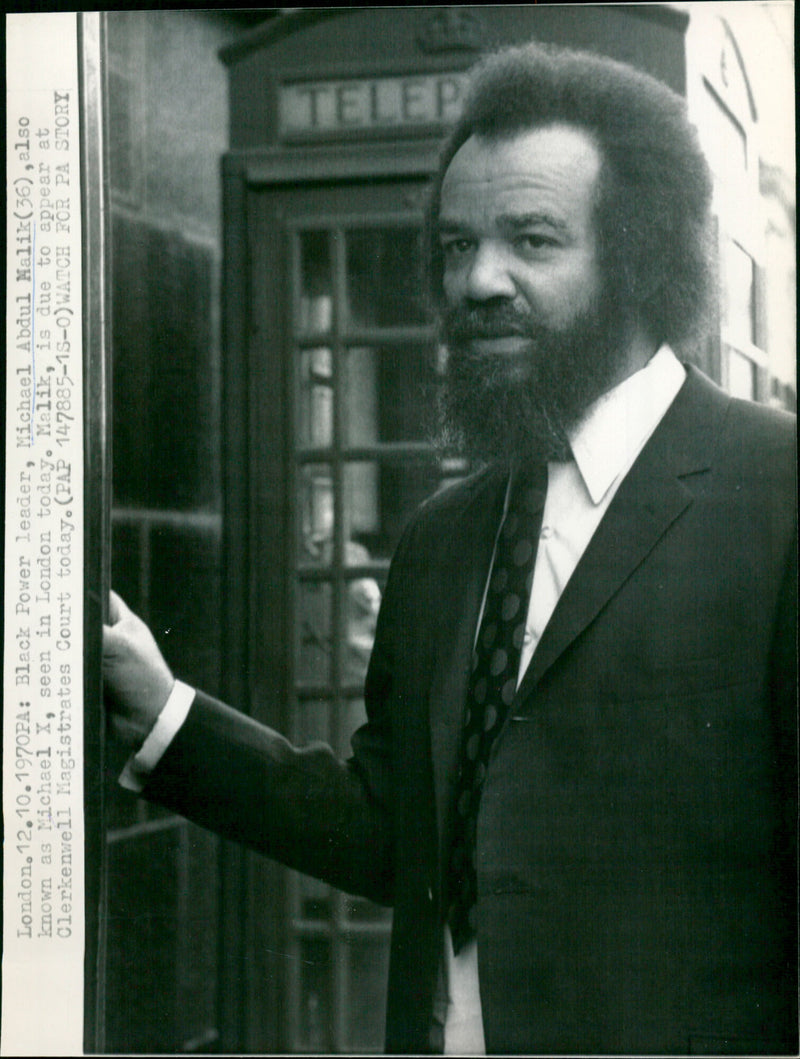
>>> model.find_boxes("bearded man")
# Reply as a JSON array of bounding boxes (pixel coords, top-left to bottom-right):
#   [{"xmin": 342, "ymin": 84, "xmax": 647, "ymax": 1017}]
[{"xmin": 103, "ymin": 42, "xmax": 797, "ymax": 1055}]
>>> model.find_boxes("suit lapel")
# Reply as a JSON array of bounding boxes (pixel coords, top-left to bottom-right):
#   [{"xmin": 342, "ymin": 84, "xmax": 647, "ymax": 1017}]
[
  {"xmin": 515, "ymin": 365, "xmax": 727, "ymax": 704},
  {"xmin": 428, "ymin": 466, "xmax": 508, "ymax": 848}
]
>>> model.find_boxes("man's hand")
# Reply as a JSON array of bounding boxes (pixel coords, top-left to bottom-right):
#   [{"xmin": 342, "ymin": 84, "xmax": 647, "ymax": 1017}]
[{"xmin": 103, "ymin": 591, "xmax": 175, "ymax": 746}]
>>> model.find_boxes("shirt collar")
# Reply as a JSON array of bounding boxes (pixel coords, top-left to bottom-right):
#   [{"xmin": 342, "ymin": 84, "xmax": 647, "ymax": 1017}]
[{"xmin": 565, "ymin": 344, "xmax": 686, "ymax": 505}]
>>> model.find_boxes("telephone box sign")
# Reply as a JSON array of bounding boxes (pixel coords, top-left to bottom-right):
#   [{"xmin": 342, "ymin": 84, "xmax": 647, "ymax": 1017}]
[{"xmin": 279, "ymin": 72, "xmax": 470, "ymax": 135}]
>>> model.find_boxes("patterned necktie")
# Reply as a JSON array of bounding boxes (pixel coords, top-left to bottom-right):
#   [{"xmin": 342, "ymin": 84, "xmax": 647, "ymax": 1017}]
[{"xmin": 446, "ymin": 462, "xmax": 548, "ymax": 954}]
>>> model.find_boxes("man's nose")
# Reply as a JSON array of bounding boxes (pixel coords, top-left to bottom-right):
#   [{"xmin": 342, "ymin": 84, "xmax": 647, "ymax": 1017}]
[{"xmin": 463, "ymin": 242, "xmax": 516, "ymax": 302}]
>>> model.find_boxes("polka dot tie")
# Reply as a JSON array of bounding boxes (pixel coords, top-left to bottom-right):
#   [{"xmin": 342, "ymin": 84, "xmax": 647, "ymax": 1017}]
[{"xmin": 446, "ymin": 462, "xmax": 548, "ymax": 954}]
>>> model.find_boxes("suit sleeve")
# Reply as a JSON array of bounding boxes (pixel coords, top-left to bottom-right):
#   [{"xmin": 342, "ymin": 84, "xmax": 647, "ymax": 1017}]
[{"xmin": 141, "ymin": 691, "xmax": 395, "ymax": 903}]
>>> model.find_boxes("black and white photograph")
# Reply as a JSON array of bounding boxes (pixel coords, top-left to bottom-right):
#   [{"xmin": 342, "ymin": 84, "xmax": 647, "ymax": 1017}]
[{"xmin": 3, "ymin": 5, "xmax": 796, "ymax": 1055}]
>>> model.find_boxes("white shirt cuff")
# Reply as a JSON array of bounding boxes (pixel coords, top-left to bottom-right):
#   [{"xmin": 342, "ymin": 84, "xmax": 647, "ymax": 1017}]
[{"xmin": 119, "ymin": 679, "xmax": 196, "ymax": 792}]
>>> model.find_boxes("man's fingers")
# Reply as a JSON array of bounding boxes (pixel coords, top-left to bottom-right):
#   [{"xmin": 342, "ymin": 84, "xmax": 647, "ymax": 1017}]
[
  {"xmin": 102, "ymin": 593, "xmax": 175, "ymax": 729},
  {"xmin": 107, "ymin": 589, "xmax": 132, "ymax": 626},
  {"xmin": 102, "ymin": 622, "xmax": 127, "ymax": 661}
]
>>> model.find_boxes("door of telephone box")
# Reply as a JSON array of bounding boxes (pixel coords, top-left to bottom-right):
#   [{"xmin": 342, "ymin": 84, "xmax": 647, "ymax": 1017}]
[{"xmin": 221, "ymin": 155, "xmax": 468, "ymax": 1051}]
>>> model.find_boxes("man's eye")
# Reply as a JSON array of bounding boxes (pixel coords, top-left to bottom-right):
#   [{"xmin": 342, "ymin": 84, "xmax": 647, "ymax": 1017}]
[
  {"xmin": 516, "ymin": 234, "xmax": 555, "ymax": 252},
  {"xmin": 441, "ymin": 239, "xmax": 473, "ymax": 258}
]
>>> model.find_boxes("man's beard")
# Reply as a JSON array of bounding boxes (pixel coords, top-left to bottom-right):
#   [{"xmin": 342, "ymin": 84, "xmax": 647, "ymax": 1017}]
[{"xmin": 436, "ymin": 296, "xmax": 629, "ymax": 466}]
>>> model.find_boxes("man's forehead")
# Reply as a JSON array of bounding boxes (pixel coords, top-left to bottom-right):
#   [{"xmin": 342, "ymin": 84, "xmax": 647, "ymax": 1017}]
[{"xmin": 439, "ymin": 125, "xmax": 602, "ymax": 218}]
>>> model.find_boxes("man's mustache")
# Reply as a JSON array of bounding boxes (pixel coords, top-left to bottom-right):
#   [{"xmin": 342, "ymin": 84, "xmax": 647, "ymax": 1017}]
[{"xmin": 442, "ymin": 303, "xmax": 538, "ymax": 343}]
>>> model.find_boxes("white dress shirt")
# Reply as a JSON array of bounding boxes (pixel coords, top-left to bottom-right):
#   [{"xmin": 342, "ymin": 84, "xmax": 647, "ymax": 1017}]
[{"xmin": 120, "ymin": 345, "xmax": 687, "ymax": 1055}]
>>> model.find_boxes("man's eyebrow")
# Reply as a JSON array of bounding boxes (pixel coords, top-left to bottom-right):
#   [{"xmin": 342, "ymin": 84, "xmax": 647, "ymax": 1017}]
[
  {"xmin": 436, "ymin": 220, "xmax": 472, "ymax": 235},
  {"xmin": 496, "ymin": 212, "xmax": 568, "ymax": 232},
  {"xmin": 436, "ymin": 212, "xmax": 569, "ymax": 235}
]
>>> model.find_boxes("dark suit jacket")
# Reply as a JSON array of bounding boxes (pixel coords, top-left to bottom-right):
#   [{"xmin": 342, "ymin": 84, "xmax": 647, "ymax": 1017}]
[{"xmin": 145, "ymin": 367, "xmax": 797, "ymax": 1054}]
